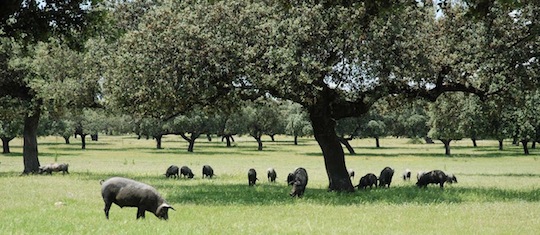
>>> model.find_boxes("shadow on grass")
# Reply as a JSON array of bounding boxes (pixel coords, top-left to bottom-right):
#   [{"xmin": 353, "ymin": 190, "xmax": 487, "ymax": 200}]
[
  {"xmin": 4, "ymin": 172, "xmax": 539, "ymax": 205},
  {"xmin": 164, "ymin": 184, "xmax": 540, "ymax": 206}
]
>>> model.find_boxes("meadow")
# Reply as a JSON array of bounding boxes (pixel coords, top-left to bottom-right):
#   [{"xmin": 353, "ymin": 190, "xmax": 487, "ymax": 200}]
[{"xmin": 1, "ymin": 135, "xmax": 540, "ymax": 234}]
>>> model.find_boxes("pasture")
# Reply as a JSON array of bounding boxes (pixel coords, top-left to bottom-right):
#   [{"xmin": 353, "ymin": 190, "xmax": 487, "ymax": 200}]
[{"xmin": 1, "ymin": 135, "xmax": 540, "ymax": 234}]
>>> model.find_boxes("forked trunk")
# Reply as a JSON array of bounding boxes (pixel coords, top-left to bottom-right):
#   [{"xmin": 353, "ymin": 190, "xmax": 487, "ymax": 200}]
[
  {"xmin": 308, "ymin": 106, "xmax": 354, "ymax": 192},
  {"xmin": 63, "ymin": 135, "xmax": 70, "ymax": 144},
  {"xmin": 180, "ymin": 132, "xmax": 200, "ymax": 152},
  {"xmin": 22, "ymin": 111, "xmax": 41, "ymax": 174}
]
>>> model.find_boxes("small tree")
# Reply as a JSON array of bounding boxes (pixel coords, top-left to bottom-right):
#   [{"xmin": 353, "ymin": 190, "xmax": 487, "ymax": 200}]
[
  {"xmin": 428, "ymin": 93, "xmax": 466, "ymax": 155},
  {"xmin": 283, "ymin": 102, "xmax": 312, "ymax": 145}
]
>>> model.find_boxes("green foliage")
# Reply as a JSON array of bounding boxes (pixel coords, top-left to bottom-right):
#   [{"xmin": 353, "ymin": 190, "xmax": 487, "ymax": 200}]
[{"xmin": 428, "ymin": 93, "xmax": 466, "ymax": 141}]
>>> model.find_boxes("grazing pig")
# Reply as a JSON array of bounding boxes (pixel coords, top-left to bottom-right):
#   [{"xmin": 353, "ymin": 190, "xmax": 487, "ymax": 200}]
[
  {"xmin": 403, "ymin": 169, "xmax": 411, "ymax": 181},
  {"xmin": 267, "ymin": 168, "xmax": 277, "ymax": 182},
  {"xmin": 348, "ymin": 169, "xmax": 355, "ymax": 179},
  {"xmin": 288, "ymin": 167, "xmax": 308, "ymax": 197},
  {"xmin": 416, "ymin": 170, "xmax": 453, "ymax": 188},
  {"xmin": 446, "ymin": 173, "xmax": 458, "ymax": 184},
  {"xmin": 164, "ymin": 165, "xmax": 179, "ymax": 179},
  {"xmin": 180, "ymin": 166, "xmax": 194, "ymax": 179},
  {"xmin": 39, "ymin": 163, "xmax": 69, "ymax": 175},
  {"xmin": 202, "ymin": 165, "xmax": 215, "ymax": 178},
  {"xmin": 356, "ymin": 173, "xmax": 378, "ymax": 189},
  {"xmin": 417, "ymin": 171, "xmax": 426, "ymax": 180},
  {"xmin": 248, "ymin": 168, "xmax": 258, "ymax": 186},
  {"xmin": 378, "ymin": 167, "xmax": 394, "ymax": 188},
  {"xmin": 286, "ymin": 172, "xmax": 295, "ymax": 184},
  {"xmin": 100, "ymin": 177, "xmax": 174, "ymax": 220}
]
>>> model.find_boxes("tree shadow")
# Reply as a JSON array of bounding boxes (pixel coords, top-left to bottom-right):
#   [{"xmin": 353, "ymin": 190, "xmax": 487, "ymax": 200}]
[{"xmin": 164, "ymin": 184, "xmax": 540, "ymax": 206}]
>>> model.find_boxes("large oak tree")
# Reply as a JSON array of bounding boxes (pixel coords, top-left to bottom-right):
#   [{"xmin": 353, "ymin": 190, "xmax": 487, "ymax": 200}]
[{"xmin": 102, "ymin": 0, "xmax": 539, "ymax": 191}]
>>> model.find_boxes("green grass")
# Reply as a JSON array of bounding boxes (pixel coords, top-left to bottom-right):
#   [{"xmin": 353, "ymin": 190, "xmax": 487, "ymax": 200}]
[{"xmin": 1, "ymin": 135, "xmax": 540, "ymax": 234}]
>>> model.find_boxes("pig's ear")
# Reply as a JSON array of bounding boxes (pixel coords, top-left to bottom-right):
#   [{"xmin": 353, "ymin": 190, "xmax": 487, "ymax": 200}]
[{"xmin": 164, "ymin": 204, "xmax": 175, "ymax": 211}]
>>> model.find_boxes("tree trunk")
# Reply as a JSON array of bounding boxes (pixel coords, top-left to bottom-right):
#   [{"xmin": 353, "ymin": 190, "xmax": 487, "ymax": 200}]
[
  {"xmin": 498, "ymin": 139, "xmax": 503, "ymax": 151},
  {"xmin": 375, "ymin": 137, "xmax": 380, "ymax": 148},
  {"xmin": 2, "ymin": 137, "xmax": 14, "ymax": 154},
  {"xmin": 206, "ymin": 134, "xmax": 212, "ymax": 142},
  {"xmin": 308, "ymin": 106, "xmax": 354, "ymax": 192},
  {"xmin": 294, "ymin": 135, "xmax": 298, "ymax": 145},
  {"xmin": 80, "ymin": 134, "xmax": 87, "ymax": 149},
  {"xmin": 254, "ymin": 136, "xmax": 263, "ymax": 151},
  {"xmin": 424, "ymin": 137, "xmax": 434, "ymax": 144},
  {"xmin": 440, "ymin": 139, "xmax": 451, "ymax": 155},
  {"xmin": 180, "ymin": 132, "xmax": 199, "ymax": 152},
  {"xmin": 532, "ymin": 141, "xmax": 536, "ymax": 149},
  {"xmin": 155, "ymin": 135, "xmax": 162, "ymax": 149},
  {"xmin": 225, "ymin": 135, "xmax": 232, "ymax": 147},
  {"xmin": 188, "ymin": 139, "xmax": 195, "ymax": 152},
  {"xmin": 63, "ymin": 135, "xmax": 70, "ymax": 144},
  {"xmin": 521, "ymin": 140, "xmax": 529, "ymax": 155},
  {"xmin": 269, "ymin": 134, "xmax": 275, "ymax": 142},
  {"xmin": 22, "ymin": 111, "xmax": 41, "ymax": 174},
  {"xmin": 338, "ymin": 137, "xmax": 355, "ymax": 155},
  {"xmin": 472, "ymin": 138, "xmax": 477, "ymax": 147},
  {"xmin": 91, "ymin": 134, "xmax": 98, "ymax": 141}
]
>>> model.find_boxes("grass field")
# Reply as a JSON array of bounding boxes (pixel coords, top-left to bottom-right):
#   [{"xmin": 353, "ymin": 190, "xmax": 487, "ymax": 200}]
[{"xmin": 1, "ymin": 135, "xmax": 540, "ymax": 234}]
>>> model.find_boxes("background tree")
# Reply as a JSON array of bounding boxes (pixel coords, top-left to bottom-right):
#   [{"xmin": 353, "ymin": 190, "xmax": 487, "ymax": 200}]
[
  {"xmin": 0, "ymin": 97, "xmax": 25, "ymax": 154},
  {"xmin": 169, "ymin": 109, "xmax": 215, "ymax": 153},
  {"xmin": 239, "ymin": 100, "xmax": 283, "ymax": 151},
  {"xmin": 0, "ymin": 0, "xmax": 104, "ymax": 173},
  {"xmin": 428, "ymin": 93, "xmax": 466, "ymax": 155},
  {"xmin": 283, "ymin": 101, "xmax": 312, "ymax": 145}
]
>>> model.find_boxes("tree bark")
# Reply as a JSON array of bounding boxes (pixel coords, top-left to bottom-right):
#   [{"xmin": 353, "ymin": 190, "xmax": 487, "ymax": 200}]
[
  {"xmin": 80, "ymin": 134, "xmax": 87, "ymax": 149},
  {"xmin": 375, "ymin": 137, "xmax": 380, "ymax": 148},
  {"xmin": 498, "ymin": 139, "xmax": 503, "ymax": 151},
  {"xmin": 308, "ymin": 105, "xmax": 354, "ymax": 192},
  {"xmin": 155, "ymin": 135, "xmax": 163, "ymax": 149},
  {"xmin": 224, "ymin": 135, "xmax": 232, "ymax": 147},
  {"xmin": 294, "ymin": 135, "xmax": 298, "ymax": 145},
  {"xmin": 521, "ymin": 140, "xmax": 529, "ymax": 155},
  {"xmin": 440, "ymin": 139, "xmax": 451, "ymax": 155},
  {"xmin": 338, "ymin": 137, "xmax": 355, "ymax": 155},
  {"xmin": 1, "ymin": 137, "xmax": 14, "ymax": 154},
  {"xmin": 63, "ymin": 135, "xmax": 70, "ymax": 144},
  {"xmin": 22, "ymin": 111, "xmax": 41, "ymax": 174},
  {"xmin": 253, "ymin": 136, "xmax": 263, "ymax": 151}
]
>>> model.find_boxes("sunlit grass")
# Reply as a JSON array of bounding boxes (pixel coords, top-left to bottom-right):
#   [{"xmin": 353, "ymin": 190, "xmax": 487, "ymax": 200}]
[{"xmin": 1, "ymin": 135, "xmax": 540, "ymax": 234}]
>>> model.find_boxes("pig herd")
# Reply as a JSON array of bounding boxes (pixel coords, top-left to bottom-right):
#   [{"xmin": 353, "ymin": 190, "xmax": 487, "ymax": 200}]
[
  {"xmin": 354, "ymin": 167, "xmax": 458, "ymax": 190},
  {"xmin": 37, "ymin": 162, "xmax": 458, "ymax": 220}
]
